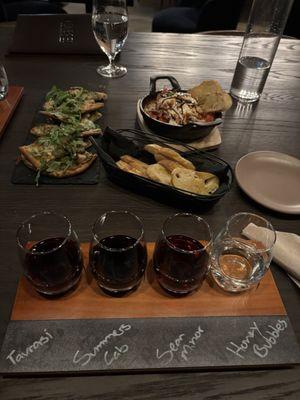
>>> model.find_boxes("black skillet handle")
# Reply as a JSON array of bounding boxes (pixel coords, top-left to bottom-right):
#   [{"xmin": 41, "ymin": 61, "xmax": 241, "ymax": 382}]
[{"xmin": 149, "ymin": 75, "xmax": 181, "ymax": 96}]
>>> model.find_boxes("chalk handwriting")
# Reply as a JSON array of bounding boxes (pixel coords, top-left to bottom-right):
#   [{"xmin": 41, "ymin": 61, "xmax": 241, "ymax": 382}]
[
  {"xmin": 226, "ymin": 319, "xmax": 288, "ymax": 359},
  {"xmin": 6, "ymin": 329, "xmax": 53, "ymax": 365},
  {"xmin": 73, "ymin": 323, "xmax": 131, "ymax": 367},
  {"xmin": 156, "ymin": 326, "xmax": 205, "ymax": 365},
  {"xmin": 181, "ymin": 325, "xmax": 204, "ymax": 361},
  {"xmin": 104, "ymin": 345, "xmax": 129, "ymax": 366},
  {"xmin": 156, "ymin": 333, "xmax": 185, "ymax": 365}
]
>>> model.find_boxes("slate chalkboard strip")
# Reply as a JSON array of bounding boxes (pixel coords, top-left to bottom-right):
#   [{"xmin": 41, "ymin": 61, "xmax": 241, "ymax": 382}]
[
  {"xmin": 11, "ymin": 243, "xmax": 286, "ymax": 321},
  {"xmin": 0, "ymin": 316, "xmax": 300, "ymax": 375}
]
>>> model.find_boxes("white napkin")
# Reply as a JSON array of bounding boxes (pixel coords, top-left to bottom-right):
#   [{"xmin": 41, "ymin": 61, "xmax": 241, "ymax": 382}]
[{"xmin": 243, "ymin": 223, "xmax": 300, "ymax": 287}]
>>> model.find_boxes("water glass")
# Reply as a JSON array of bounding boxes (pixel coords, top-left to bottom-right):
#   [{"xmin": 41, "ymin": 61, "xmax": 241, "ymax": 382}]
[
  {"xmin": 92, "ymin": 0, "xmax": 128, "ymax": 78},
  {"xmin": 89, "ymin": 211, "xmax": 147, "ymax": 296},
  {"xmin": 230, "ymin": 0, "xmax": 294, "ymax": 102},
  {"xmin": 17, "ymin": 211, "xmax": 83, "ymax": 296},
  {"xmin": 153, "ymin": 213, "xmax": 212, "ymax": 296},
  {"xmin": 210, "ymin": 213, "xmax": 276, "ymax": 292},
  {"xmin": 0, "ymin": 65, "xmax": 8, "ymax": 101}
]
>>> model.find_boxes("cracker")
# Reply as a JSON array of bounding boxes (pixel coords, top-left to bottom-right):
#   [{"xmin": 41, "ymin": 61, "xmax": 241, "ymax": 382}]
[{"xmin": 189, "ymin": 80, "xmax": 232, "ymax": 112}]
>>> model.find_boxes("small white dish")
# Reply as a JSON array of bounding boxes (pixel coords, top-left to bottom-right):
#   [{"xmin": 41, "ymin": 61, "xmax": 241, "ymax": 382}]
[{"xmin": 235, "ymin": 151, "xmax": 300, "ymax": 214}]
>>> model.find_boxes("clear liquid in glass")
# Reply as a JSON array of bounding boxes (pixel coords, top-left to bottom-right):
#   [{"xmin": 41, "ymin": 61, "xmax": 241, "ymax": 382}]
[
  {"xmin": 92, "ymin": 13, "xmax": 128, "ymax": 60},
  {"xmin": 230, "ymin": 56, "xmax": 271, "ymax": 102},
  {"xmin": 211, "ymin": 240, "xmax": 267, "ymax": 292}
]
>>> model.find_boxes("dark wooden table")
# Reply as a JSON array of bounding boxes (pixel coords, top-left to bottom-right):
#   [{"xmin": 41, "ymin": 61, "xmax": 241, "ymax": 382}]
[{"xmin": 0, "ymin": 27, "xmax": 299, "ymax": 399}]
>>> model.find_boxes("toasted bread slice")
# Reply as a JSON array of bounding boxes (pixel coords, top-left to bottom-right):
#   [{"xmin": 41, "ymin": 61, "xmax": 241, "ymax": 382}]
[
  {"xmin": 31, "ymin": 124, "xmax": 102, "ymax": 138},
  {"xmin": 120, "ymin": 155, "xmax": 149, "ymax": 174},
  {"xmin": 30, "ymin": 124, "xmax": 56, "ymax": 137},
  {"xmin": 144, "ymin": 144, "xmax": 163, "ymax": 155},
  {"xmin": 145, "ymin": 143, "xmax": 195, "ymax": 171},
  {"xmin": 19, "ymin": 143, "xmax": 54, "ymax": 169},
  {"xmin": 81, "ymin": 100, "xmax": 105, "ymax": 113},
  {"xmin": 20, "ymin": 143, "xmax": 96, "ymax": 178},
  {"xmin": 171, "ymin": 168, "xmax": 206, "ymax": 195},
  {"xmin": 116, "ymin": 160, "xmax": 146, "ymax": 177},
  {"xmin": 157, "ymin": 148, "xmax": 195, "ymax": 171},
  {"xmin": 158, "ymin": 158, "xmax": 184, "ymax": 172},
  {"xmin": 171, "ymin": 168, "xmax": 219, "ymax": 195},
  {"xmin": 68, "ymin": 87, "xmax": 108, "ymax": 101},
  {"xmin": 196, "ymin": 171, "xmax": 219, "ymax": 194},
  {"xmin": 48, "ymin": 153, "xmax": 97, "ymax": 177},
  {"xmin": 146, "ymin": 164, "xmax": 171, "ymax": 185},
  {"xmin": 39, "ymin": 110, "xmax": 71, "ymax": 122}
]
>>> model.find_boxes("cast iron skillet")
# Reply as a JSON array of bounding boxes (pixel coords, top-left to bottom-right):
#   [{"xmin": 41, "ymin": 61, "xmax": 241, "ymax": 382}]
[{"xmin": 140, "ymin": 75, "xmax": 223, "ymax": 142}]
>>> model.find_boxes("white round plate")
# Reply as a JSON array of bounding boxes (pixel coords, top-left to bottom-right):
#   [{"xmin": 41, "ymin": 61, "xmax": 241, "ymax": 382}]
[{"xmin": 235, "ymin": 151, "xmax": 300, "ymax": 214}]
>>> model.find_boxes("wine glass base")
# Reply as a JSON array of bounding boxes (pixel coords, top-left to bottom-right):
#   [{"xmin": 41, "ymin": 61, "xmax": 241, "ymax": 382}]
[{"xmin": 96, "ymin": 64, "xmax": 127, "ymax": 78}]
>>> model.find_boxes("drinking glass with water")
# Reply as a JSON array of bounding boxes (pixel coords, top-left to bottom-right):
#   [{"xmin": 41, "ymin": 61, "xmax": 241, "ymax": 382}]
[
  {"xmin": 0, "ymin": 65, "xmax": 8, "ymax": 101},
  {"xmin": 92, "ymin": 0, "xmax": 128, "ymax": 78},
  {"xmin": 210, "ymin": 213, "xmax": 276, "ymax": 292},
  {"xmin": 230, "ymin": 0, "xmax": 294, "ymax": 102}
]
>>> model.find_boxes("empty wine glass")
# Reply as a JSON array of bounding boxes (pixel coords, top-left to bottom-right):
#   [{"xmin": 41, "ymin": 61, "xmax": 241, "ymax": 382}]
[
  {"xmin": 92, "ymin": 0, "xmax": 128, "ymax": 78},
  {"xmin": 0, "ymin": 65, "xmax": 8, "ymax": 101}
]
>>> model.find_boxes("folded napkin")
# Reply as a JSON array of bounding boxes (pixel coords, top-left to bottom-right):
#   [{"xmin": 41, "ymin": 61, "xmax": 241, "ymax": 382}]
[{"xmin": 243, "ymin": 223, "xmax": 300, "ymax": 287}]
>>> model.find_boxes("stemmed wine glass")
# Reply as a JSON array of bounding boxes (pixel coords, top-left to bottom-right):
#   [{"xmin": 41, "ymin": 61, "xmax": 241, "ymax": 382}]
[
  {"xmin": 92, "ymin": 0, "xmax": 128, "ymax": 78},
  {"xmin": 0, "ymin": 65, "xmax": 8, "ymax": 101}
]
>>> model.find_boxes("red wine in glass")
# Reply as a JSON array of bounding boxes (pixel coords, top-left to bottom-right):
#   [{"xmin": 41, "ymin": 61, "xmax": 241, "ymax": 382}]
[
  {"xmin": 153, "ymin": 234, "xmax": 209, "ymax": 295},
  {"xmin": 24, "ymin": 237, "xmax": 83, "ymax": 296},
  {"xmin": 89, "ymin": 234, "xmax": 147, "ymax": 296}
]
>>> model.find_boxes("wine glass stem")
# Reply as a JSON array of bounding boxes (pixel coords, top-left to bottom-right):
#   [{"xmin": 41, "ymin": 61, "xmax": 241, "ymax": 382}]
[{"xmin": 108, "ymin": 55, "xmax": 116, "ymax": 71}]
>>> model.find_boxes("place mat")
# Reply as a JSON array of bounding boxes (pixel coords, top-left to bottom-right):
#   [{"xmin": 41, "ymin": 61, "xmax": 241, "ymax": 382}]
[
  {"xmin": 0, "ymin": 86, "xmax": 24, "ymax": 139},
  {"xmin": 11, "ymin": 243, "xmax": 286, "ymax": 320},
  {"xmin": 8, "ymin": 14, "xmax": 100, "ymax": 55},
  {"xmin": 136, "ymin": 100, "xmax": 222, "ymax": 151}
]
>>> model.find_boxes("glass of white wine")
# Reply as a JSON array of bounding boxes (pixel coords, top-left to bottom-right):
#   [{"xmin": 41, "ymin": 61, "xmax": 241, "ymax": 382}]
[
  {"xmin": 92, "ymin": 0, "xmax": 128, "ymax": 78},
  {"xmin": 210, "ymin": 213, "xmax": 276, "ymax": 292}
]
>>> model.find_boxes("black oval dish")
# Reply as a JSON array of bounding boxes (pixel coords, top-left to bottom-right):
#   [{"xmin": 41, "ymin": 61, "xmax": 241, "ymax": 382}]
[
  {"xmin": 140, "ymin": 75, "xmax": 223, "ymax": 142},
  {"xmin": 93, "ymin": 127, "xmax": 233, "ymax": 210}
]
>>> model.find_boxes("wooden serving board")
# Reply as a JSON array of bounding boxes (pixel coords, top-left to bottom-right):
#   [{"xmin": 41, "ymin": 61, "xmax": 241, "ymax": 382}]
[
  {"xmin": 2, "ymin": 243, "xmax": 300, "ymax": 376},
  {"xmin": 0, "ymin": 86, "xmax": 24, "ymax": 139},
  {"xmin": 12, "ymin": 243, "xmax": 286, "ymax": 320}
]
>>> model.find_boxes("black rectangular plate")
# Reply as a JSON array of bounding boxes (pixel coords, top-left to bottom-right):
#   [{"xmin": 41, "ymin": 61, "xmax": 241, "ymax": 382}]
[
  {"xmin": 1, "ymin": 316, "xmax": 299, "ymax": 375},
  {"xmin": 11, "ymin": 99, "xmax": 103, "ymax": 185}
]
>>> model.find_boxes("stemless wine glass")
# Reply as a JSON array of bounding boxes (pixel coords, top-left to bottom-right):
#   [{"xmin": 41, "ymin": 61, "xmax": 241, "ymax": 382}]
[
  {"xmin": 92, "ymin": 0, "xmax": 128, "ymax": 78},
  {"xmin": 89, "ymin": 211, "xmax": 147, "ymax": 296},
  {"xmin": 17, "ymin": 211, "xmax": 83, "ymax": 296},
  {"xmin": 153, "ymin": 213, "xmax": 213, "ymax": 296},
  {"xmin": 210, "ymin": 212, "xmax": 276, "ymax": 292},
  {"xmin": 0, "ymin": 65, "xmax": 8, "ymax": 101}
]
